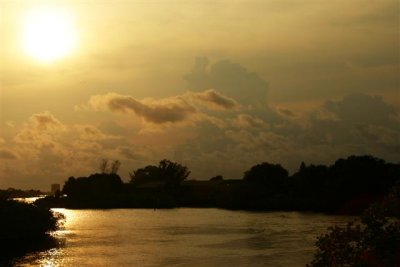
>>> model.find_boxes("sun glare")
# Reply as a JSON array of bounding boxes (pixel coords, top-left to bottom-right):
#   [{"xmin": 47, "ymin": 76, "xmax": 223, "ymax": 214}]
[{"xmin": 22, "ymin": 6, "xmax": 77, "ymax": 62}]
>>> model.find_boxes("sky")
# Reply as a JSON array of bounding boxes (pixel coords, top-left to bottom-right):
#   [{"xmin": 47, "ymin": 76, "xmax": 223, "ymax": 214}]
[{"xmin": 0, "ymin": 0, "xmax": 399, "ymax": 190}]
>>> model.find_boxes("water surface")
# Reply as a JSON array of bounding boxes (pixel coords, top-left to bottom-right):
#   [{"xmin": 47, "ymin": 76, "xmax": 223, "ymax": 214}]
[{"xmin": 14, "ymin": 208, "xmax": 352, "ymax": 266}]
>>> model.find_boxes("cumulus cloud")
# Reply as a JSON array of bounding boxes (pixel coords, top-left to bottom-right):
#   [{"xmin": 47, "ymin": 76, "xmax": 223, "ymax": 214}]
[
  {"xmin": 355, "ymin": 124, "xmax": 399, "ymax": 147},
  {"xmin": 323, "ymin": 93, "xmax": 397, "ymax": 125},
  {"xmin": 13, "ymin": 112, "xmax": 65, "ymax": 148},
  {"xmin": 225, "ymin": 129, "xmax": 290, "ymax": 151},
  {"xmin": 276, "ymin": 108, "xmax": 296, "ymax": 118},
  {"xmin": 190, "ymin": 89, "xmax": 240, "ymax": 110},
  {"xmin": 30, "ymin": 111, "xmax": 64, "ymax": 131},
  {"xmin": 184, "ymin": 57, "xmax": 268, "ymax": 107},
  {"xmin": 72, "ymin": 140, "xmax": 103, "ymax": 151},
  {"xmin": 89, "ymin": 93, "xmax": 197, "ymax": 124},
  {"xmin": 232, "ymin": 114, "xmax": 267, "ymax": 128},
  {"xmin": 0, "ymin": 148, "xmax": 19, "ymax": 159},
  {"xmin": 76, "ymin": 125, "xmax": 120, "ymax": 140},
  {"xmin": 14, "ymin": 128, "xmax": 53, "ymax": 147},
  {"xmin": 116, "ymin": 145, "xmax": 156, "ymax": 161}
]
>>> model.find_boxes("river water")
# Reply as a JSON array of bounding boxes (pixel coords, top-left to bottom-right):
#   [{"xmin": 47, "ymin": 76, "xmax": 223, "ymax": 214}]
[{"xmin": 13, "ymin": 208, "xmax": 352, "ymax": 266}]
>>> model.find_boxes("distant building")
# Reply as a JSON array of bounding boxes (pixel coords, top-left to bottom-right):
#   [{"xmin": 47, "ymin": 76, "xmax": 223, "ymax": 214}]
[{"xmin": 51, "ymin": 184, "xmax": 61, "ymax": 196}]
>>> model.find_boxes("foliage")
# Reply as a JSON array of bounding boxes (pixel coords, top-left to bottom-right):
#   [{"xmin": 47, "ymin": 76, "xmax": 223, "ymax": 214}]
[
  {"xmin": 308, "ymin": 186, "xmax": 400, "ymax": 267},
  {"xmin": 291, "ymin": 155, "xmax": 400, "ymax": 213},
  {"xmin": 62, "ymin": 173, "xmax": 124, "ymax": 198},
  {"xmin": 130, "ymin": 159, "xmax": 190, "ymax": 188},
  {"xmin": 0, "ymin": 188, "xmax": 45, "ymax": 200},
  {"xmin": 325, "ymin": 155, "xmax": 397, "ymax": 199},
  {"xmin": 243, "ymin": 162, "xmax": 288, "ymax": 190},
  {"xmin": 209, "ymin": 175, "xmax": 224, "ymax": 181},
  {"xmin": 130, "ymin": 165, "xmax": 161, "ymax": 184},
  {"xmin": 0, "ymin": 200, "xmax": 65, "ymax": 259},
  {"xmin": 37, "ymin": 154, "xmax": 399, "ymax": 212},
  {"xmin": 99, "ymin": 159, "xmax": 121, "ymax": 174}
]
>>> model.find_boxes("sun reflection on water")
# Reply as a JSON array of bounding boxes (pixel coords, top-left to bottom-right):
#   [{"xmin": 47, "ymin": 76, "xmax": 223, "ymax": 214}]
[
  {"xmin": 38, "ymin": 248, "xmax": 62, "ymax": 267},
  {"xmin": 14, "ymin": 209, "xmax": 352, "ymax": 267}
]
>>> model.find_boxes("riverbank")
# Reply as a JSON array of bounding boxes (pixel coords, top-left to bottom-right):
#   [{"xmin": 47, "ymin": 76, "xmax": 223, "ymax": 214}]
[{"xmin": 0, "ymin": 200, "xmax": 65, "ymax": 263}]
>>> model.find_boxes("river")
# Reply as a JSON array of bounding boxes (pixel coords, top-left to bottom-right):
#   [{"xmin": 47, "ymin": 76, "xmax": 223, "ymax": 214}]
[{"xmin": 13, "ymin": 208, "xmax": 352, "ymax": 266}]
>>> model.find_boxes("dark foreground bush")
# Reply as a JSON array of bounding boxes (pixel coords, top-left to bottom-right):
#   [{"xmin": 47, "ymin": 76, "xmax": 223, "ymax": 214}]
[
  {"xmin": 308, "ymin": 186, "xmax": 400, "ymax": 267},
  {"xmin": 0, "ymin": 200, "xmax": 65, "ymax": 262}
]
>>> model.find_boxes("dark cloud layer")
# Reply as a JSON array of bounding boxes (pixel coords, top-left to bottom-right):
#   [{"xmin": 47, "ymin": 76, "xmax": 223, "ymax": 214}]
[
  {"xmin": 0, "ymin": 149, "xmax": 18, "ymax": 159},
  {"xmin": 89, "ymin": 93, "xmax": 197, "ymax": 124},
  {"xmin": 191, "ymin": 89, "xmax": 240, "ymax": 110},
  {"xmin": 324, "ymin": 93, "xmax": 397, "ymax": 125}
]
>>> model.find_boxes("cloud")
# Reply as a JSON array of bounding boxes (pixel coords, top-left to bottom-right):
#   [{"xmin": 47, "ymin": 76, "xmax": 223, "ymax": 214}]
[
  {"xmin": 355, "ymin": 124, "xmax": 399, "ymax": 147},
  {"xmin": 0, "ymin": 148, "xmax": 19, "ymax": 159},
  {"xmin": 89, "ymin": 93, "xmax": 197, "ymax": 124},
  {"xmin": 190, "ymin": 89, "xmax": 240, "ymax": 110},
  {"xmin": 296, "ymin": 93, "xmax": 400, "ymax": 158},
  {"xmin": 232, "ymin": 114, "xmax": 267, "ymax": 128},
  {"xmin": 323, "ymin": 93, "xmax": 397, "ymax": 125},
  {"xmin": 13, "ymin": 112, "xmax": 65, "ymax": 148},
  {"xmin": 75, "ymin": 125, "xmax": 120, "ymax": 140},
  {"xmin": 30, "ymin": 111, "xmax": 64, "ymax": 131},
  {"xmin": 86, "ymin": 89, "xmax": 240, "ymax": 129},
  {"xmin": 276, "ymin": 108, "xmax": 296, "ymax": 118},
  {"xmin": 116, "ymin": 145, "xmax": 156, "ymax": 161},
  {"xmin": 185, "ymin": 58, "xmax": 268, "ymax": 107},
  {"xmin": 225, "ymin": 129, "xmax": 290, "ymax": 151}
]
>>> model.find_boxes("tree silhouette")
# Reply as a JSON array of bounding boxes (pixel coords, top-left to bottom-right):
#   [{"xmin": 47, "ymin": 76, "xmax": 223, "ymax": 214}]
[
  {"xmin": 111, "ymin": 160, "xmax": 121, "ymax": 174},
  {"xmin": 130, "ymin": 159, "xmax": 190, "ymax": 188},
  {"xmin": 99, "ymin": 159, "xmax": 109, "ymax": 174},
  {"xmin": 243, "ymin": 162, "xmax": 288, "ymax": 191},
  {"xmin": 99, "ymin": 159, "xmax": 121, "ymax": 174},
  {"xmin": 210, "ymin": 175, "xmax": 223, "ymax": 181},
  {"xmin": 129, "ymin": 165, "xmax": 160, "ymax": 184}
]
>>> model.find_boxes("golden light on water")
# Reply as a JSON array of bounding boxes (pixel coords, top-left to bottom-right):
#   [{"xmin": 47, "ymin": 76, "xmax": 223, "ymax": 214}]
[{"xmin": 21, "ymin": 6, "xmax": 77, "ymax": 63}]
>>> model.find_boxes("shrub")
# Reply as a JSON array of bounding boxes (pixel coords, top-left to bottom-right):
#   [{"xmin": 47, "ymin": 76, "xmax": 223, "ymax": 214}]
[
  {"xmin": 0, "ymin": 200, "xmax": 65, "ymax": 258},
  {"xmin": 308, "ymin": 186, "xmax": 400, "ymax": 266}
]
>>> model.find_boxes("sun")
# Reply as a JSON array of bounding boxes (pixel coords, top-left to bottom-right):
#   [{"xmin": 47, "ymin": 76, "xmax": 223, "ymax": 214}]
[{"xmin": 21, "ymin": 6, "xmax": 77, "ymax": 63}]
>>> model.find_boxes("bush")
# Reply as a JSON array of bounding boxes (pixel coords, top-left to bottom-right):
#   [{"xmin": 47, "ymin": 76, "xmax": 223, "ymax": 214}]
[
  {"xmin": 308, "ymin": 186, "xmax": 400, "ymax": 266},
  {"xmin": 0, "ymin": 200, "xmax": 65, "ymax": 258}
]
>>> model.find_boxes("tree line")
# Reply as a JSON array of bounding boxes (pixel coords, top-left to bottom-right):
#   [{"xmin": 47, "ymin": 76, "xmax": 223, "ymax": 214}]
[{"xmin": 35, "ymin": 154, "xmax": 399, "ymax": 213}]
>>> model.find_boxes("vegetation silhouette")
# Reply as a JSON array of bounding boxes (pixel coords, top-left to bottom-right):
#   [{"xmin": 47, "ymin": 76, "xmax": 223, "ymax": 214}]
[
  {"xmin": 209, "ymin": 175, "xmax": 224, "ymax": 182},
  {"xmin": 56, "ymin": 173, "xmax": 124, "ymax": 208},
  {"xmin": 0, "ymin": 188, "xmax": 45, "ymax": 200},
  {"xmin": 308, "ymin": 184, "xmax": 400, "ymax": 266},
  {"xmin": 0, "ymin": 199, "xmax": 64, "ymax": 264},
  {"xmin": 5, "ymin": 154, "xmax": 399, "ymax": 264},
  {"xmin": 35, "ymin": 154, "xmax": 399, "ymax": 214}
]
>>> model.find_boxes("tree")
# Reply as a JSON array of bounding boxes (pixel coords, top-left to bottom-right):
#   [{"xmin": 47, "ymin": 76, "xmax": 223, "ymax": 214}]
[
  {"xmin": 129, "ymin": 159, "xmax": 190, "ymax": 187},
  {"xmin": 159, "ymin": 159, "xmax": 191, "ymax": 187},
  {"xmin": 327, "ymin": 155, "xmax": 393, "ymax": 196},
  {"xmin": 210, "ymin": 175, "xmax": 224, "ymax": 182},
  {"xmin": 243, "ymin": 162, "xmax": 288, "ymax": 191},
  {"xmin": 99, "ymin": 159, "xmax": 109, "ymax": 174},
  {"xmin": 129, "ymin": 165, "xmax": 160, "ymax": 184},
  {"xmin": 99, "ymin": 159, "xmax": 121, "ymax": 174},
  {"xmin": 111, "ymin": 160, "xmax": 121, "ymax": 174},
  {"xmin": 62, "ymin": 173, "xmax": 123, "ymax": 198},
  {"xmin": 291, "ymin": 164, "xmax": 329, "ymax": 198}
]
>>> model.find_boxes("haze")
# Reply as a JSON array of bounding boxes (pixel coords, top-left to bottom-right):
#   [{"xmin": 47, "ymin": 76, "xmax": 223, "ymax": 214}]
[{"xmin": 0, "ymin": 0, "xmax": 399, "ymax": 190}]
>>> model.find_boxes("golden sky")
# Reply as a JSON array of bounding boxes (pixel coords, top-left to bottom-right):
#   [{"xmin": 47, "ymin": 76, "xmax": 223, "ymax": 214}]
[{"xmin": 0, "ymin": 0, "xmax": 399, "ymax": 189}]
